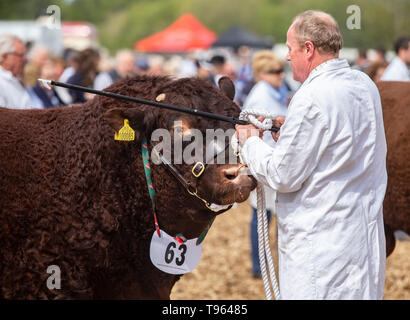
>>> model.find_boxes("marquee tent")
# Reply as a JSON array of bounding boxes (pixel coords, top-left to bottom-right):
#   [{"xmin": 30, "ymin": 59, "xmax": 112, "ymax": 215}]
[{"xmin": 134, "ymin": 13, "xmax": 217, "ymax": 52}]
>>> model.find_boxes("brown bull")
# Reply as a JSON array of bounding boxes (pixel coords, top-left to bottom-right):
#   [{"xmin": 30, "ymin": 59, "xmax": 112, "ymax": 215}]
[
  {"xmin": 0, "ymin": 75, "xmax": 256, "ymax": 299},
  {"xmin": 377, "ymin": 81, "xmax": 410, "ymax": 256}
]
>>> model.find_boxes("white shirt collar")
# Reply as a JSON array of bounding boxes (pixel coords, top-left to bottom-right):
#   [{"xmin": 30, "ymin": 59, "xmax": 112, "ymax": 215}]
[{"xmin": 304, "ymin": 58, "xmax": 350, "ymax": 85}]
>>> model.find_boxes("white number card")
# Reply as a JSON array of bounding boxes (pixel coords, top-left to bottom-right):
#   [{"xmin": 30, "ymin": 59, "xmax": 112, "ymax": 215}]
[{"xmin": 149, "ymin": 229, "xmax": 203, "ymax": 275}]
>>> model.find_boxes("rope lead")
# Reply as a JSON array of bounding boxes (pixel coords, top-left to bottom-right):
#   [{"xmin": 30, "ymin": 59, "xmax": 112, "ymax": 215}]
[{"xmin": 238, "ymin": 109, "xmax": 281, "ymax": 300}]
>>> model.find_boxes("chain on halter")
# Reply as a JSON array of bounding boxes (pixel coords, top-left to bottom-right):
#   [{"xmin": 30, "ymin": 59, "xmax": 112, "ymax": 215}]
[{"xmin": 141, "ymin": 137, "xmax": 215, "ymax": 245}]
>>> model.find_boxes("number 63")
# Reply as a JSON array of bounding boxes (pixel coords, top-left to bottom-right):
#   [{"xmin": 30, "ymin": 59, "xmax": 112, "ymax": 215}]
[{"xmin": 164, "ymin": 242, "xmax": 187, "ymax": 266}]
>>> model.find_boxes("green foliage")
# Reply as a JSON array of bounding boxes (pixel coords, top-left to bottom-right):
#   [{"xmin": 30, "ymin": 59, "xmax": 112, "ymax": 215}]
[
  {"xmin": 99, "ymin": 0, "xmax": 184, "ymax": 52},
  {"xmin": 0, "ymin": 0, "xmax": 409, "ymax": 53}
]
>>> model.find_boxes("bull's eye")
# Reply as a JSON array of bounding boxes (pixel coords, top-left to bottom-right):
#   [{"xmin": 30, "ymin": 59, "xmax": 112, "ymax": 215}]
[{"xmin": 172, "ymin": 120, "xmax": 191, "ymax": 136}]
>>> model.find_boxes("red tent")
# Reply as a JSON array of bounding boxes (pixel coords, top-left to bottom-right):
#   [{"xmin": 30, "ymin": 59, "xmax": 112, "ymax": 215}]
[{"xmin": 134, "ymin": 13, "xmax": 217, "ymax": 52}]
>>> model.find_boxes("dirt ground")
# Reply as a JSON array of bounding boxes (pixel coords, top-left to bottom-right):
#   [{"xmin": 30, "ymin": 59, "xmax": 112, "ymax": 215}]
[{"xmin": 171, "ymin": 202, "xmax": 410, "ymax": 300}]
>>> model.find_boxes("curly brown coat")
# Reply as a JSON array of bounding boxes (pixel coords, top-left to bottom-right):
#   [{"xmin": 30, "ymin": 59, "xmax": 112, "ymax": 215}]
[
  {"xmin": 377, "ymin": 81, "xmax": 410, "ymax": 256},
  {"xmin": 0, "ymin": 75, "xmax": 241, "ymax": 299}
]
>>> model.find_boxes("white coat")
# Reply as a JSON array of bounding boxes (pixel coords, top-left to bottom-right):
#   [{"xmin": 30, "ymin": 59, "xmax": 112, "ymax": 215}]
[
  {"xmin": 380, "ymin": 56, "xmax": 410, "ymax": 82},
  {"xmin": 0, "ymin": 66, "xmax": 33, "ymax": 109},
  {"xmin": 242, "ymin": 80, "xmax": 288, "ymax": 211},
  {"xmin": 241, "ymin": 59, "xmax": 387, "ymax": 299}
]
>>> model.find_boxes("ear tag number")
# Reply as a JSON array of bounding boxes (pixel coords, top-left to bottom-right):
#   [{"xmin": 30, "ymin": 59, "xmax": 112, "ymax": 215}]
[
  {"xmin": 115, "ymin": 119, "xmax": 135, "ymax": 141},
  {"xmin": 149, "ymin": 229, "xmax": 202, "ymax": 274}
]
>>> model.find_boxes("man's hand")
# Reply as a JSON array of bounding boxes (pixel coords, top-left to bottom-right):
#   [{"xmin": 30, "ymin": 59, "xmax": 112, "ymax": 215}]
[
  {"xmin": 235, "ymin": 121, "xmax": 263, "ymax": 145},
  {"xmin": 272, "ymin": 116, "xmax": 286, "ymax": 142},
  {"xmin": 235, "ymin": 116, "xmax": 286, "ymax": 144}
]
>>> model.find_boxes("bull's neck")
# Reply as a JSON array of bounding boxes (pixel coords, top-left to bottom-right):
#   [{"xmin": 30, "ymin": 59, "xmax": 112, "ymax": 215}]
[
  {"xmin": 149, "ymin": 163, "xmax": 216, "ymax": 240},
  {"xmin": 75, "ymin": 103, "xmax": 215, "ymax": 241}
]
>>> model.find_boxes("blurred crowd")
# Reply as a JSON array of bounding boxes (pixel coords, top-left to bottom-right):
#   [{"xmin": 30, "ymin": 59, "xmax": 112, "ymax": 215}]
[
  {"xmin": 351, "ymin": 36, "xmax": 410, "ymax": 83},
  {"xmin": 0, "ymin": 33, "xmax": 409, "ymax": 111},
  {"xmin": 0, "ymin": 31, "xmax": 409, "ymax": 280}
]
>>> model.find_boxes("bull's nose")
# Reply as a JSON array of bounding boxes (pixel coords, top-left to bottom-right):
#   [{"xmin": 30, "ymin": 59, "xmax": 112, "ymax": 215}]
[
  {"xmin": 222, "ymin": 165, "xmax": 246, "ymax": 180},
  {"xmin": 222, "ymin": 166, "xmax": 239, "ymax": 180}
]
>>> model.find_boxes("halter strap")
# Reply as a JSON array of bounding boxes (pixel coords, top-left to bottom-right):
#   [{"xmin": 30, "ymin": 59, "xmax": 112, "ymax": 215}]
[
  {"xmin": 149, "ymin": 141, "xmax": 232, "ymax": 212},
  {"xmin": 141, "ymin": 137, "xmax": 215, "ymax": 244},
  {"xmin": 141, "ymin": 139, "xmax": 161, "ymax": 237}
]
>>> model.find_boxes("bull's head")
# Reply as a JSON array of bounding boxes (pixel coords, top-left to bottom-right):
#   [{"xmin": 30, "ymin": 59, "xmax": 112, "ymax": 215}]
[{"xmin": 103, "ymin": 76, "xmax": 256, "ymax": 216}]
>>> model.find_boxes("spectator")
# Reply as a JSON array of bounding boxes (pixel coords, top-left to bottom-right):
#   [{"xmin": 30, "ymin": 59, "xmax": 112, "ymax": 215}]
[
  {"xmin": 236, "ymin": 46, "xmax": 253, "ymax": 83},
  {"xmin": 352, "ymin": 48, "xmax": 370, "ymax": 72},
  {"xmin": 234, "ymin": 46, "xmax": 254, "ymax": 105},
  {"xmin": 194, "ymin": 59, "xmax": 212, "ymax": 82},
  {"xmin": 147, "ymin": 55, "xmax": 165, "ymax": 76},
  {"xmin": 23, "ymin": 46, "xmax": 49, "ymax": 87},
  {"xmin": 109, "ymin": 49, "xmax": 136, "ymax": 82},
  {"xmin": 381, "ymin": 36, "xmax": 410, "ymax": 81},
  {"xmin": 242, "ymin": 50, "xmax": 288, "ymax": 278},
  {"xmin": 60, "ymin": 49, "xmax": 80, "ymax": 83},
  {"xmin": 223, "ymin": 62, "xmax": 236, "ymax": 81},
  {"xmin": 209, "ymin": 55, "xmax": 226, "ymax": 85},
  {"xmin": 366, "ymin": 61, "xmax": 388, "ymax": 82},
  {"xmin": 66, "ymin": 48, "xmax": 112, "ymax": 103},
  {"xmin": 66, "ymin": 48, "xmax": 98, "ymax": 103},
  {"xmin": 47, "ymin": 56, "xmax": 70, "ymax": 104},
  {"xmin": 58, "ymin": 50, "xmax": 81, "ymax": 104},
  {"xmin": 373, "ymin": 45, "xmax": 387, "ymax": 64},
  {"xmin": 135, "ymin": 56, "xmax": 150, "ymax": 75},
  {"xmin": 29, "ymin": 58, "xmax": 67, "ymax": 109},
  {"xmin": 51, "ymin": 56, "xmax": 66, "ymax": 80},
  {"xmin": 0, "ymin": 34, "xmax": 33, "ymax": 109},
  {"xmin": 178, "ymin": 54, "xmax": 198, "ymax": 78}
]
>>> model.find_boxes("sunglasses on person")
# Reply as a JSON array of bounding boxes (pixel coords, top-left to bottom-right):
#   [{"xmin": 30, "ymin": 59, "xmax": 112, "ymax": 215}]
[{"xmin": 265, "ymin": 68, "xmax": 284, "ymax": 75}]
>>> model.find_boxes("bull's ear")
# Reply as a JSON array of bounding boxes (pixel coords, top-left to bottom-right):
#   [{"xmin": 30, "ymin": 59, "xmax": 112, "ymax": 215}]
[
  {"xmin": 103, "ymin": 107, "xmax": 155, "ymax": 141},
  {"xmin": 218, "ymin": 76, "xmax": 235, "ymax": 101}
]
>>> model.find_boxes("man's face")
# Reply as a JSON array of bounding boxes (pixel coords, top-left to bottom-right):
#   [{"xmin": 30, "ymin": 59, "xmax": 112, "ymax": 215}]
[
  {"xmin": 286, "ymin": 25, "xmax": 310, "ymax": 83},
  {"xmin": 1, "ymin": 40, "xmax": 27, "ymax": 78},
  {"xmin": 118, "ymin": 53, "xmax": 135, "ymax": 77}
]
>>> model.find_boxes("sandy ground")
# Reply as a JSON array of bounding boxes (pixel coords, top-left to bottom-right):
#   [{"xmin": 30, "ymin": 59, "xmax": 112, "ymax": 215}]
[{"xmin": 171, "ymin": 202, "xmax": 410, "ymax": 300}]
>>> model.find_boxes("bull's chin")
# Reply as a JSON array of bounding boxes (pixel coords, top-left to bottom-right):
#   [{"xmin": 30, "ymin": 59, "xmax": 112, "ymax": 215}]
[{"xmin": 217, "ymin": 185, "xmax": 255, "ymax": 205}]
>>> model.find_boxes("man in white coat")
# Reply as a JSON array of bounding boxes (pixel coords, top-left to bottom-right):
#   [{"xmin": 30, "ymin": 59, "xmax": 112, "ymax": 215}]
[
  {"xmin": 0, "ymin": 34, "xmax": 33, "ymax": 109},
  {"xmin": 236, "ymin": 10, "xmax": 387, "ymax": 299},
  {"xmin": 381, "ymin": 36, "xmax": 410, "ymax": 82}
]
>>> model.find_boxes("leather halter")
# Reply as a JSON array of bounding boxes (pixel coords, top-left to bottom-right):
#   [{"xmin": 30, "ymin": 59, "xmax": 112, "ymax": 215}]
[{"xmin": 149, "ymin": 141, "xmax": 232, "ymax": 212}]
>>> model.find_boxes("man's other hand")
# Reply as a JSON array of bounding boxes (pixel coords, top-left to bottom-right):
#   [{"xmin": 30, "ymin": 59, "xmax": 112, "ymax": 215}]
[{"xmin": 272, "ymin": 116, "xmax": 286, "ymax": 142}]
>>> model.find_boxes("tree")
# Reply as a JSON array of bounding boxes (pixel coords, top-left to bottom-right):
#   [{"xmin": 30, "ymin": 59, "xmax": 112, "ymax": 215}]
[{"xmin": 0, "ymin": 0, "xmax": 408, "ymax": 53}]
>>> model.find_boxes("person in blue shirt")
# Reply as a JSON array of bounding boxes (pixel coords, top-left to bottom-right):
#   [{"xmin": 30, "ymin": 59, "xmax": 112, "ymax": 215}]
[
  {"xmin": 242, "ymin": 50, "xmax": 288, "ymax": 278},
  {"xmin": 29, "ymin": 58, "xmax": 67, "ymax": 109}
]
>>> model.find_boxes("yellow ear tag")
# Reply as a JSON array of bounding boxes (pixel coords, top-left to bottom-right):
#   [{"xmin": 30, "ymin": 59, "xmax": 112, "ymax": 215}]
[{"xmin": 114, "ymin": 119, "xmax": 135, "ymax": 141}]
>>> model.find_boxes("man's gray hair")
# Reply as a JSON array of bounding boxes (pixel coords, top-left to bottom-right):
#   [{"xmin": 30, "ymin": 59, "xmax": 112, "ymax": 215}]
[
  {"xmin": 292, "ymin": 10, "xmax": 343, "ymax": 54},
  {"xmin": 0, "ymin": 34, "xmax": 22, "ymax": 63}
]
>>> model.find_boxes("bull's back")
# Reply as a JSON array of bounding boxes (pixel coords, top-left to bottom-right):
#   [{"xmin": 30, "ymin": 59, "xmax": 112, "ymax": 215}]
[
  {"xmin": 0, "ymin": 107, "xmax": 49, "ymax": 179},
  {"xmin": 377, "ymin": 81, "xmax": 410, "ymax": 233},
  {"xmin": 0, "ymin": 107, "xmax": 66, "ymax": 216}
]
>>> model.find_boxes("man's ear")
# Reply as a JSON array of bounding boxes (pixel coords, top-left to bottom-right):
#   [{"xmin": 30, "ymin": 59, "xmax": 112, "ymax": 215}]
[
  {"xmin": 218, "ymin": 76, "xmax": 235, "ymax": 101},
  {"xmin": 103, "ymin": 107, "xmax": 155, "ymax": 141},
  {"xmin": 305, "ymin": 41, "xmax": 315, "ymax": 60}
]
